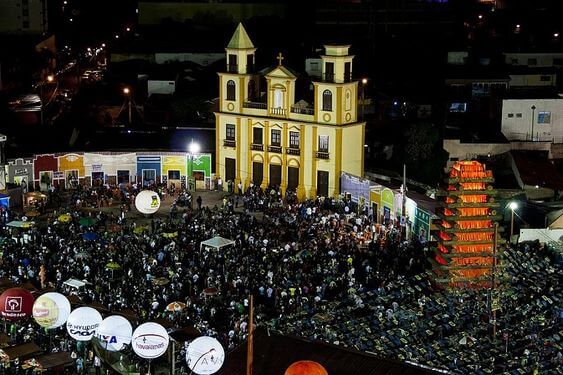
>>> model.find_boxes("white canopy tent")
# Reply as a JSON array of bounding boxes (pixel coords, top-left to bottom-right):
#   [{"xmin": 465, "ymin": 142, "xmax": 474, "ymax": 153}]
[
  {"xmin": 63, "ymin": 278, "xmax": 91, "ymax": 289},
  {"xmin": 199, "ymin": 236, "xmax": 235, "ymax": 251}
]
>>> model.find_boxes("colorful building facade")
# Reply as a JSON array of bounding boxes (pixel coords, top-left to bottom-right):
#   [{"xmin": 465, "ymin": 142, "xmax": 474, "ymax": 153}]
[
  {"xmin": 215, "ymin": 23, "xmax": 365, "ymax": 199},
  {"xmin": 7, "ymin": 151, "xmax": 212, "ymax": 191}
]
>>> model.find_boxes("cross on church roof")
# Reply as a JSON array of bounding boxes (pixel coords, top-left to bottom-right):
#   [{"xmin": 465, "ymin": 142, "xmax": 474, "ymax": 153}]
[{"xmin": 276, "ymin": 52, "xmax": 284, "ymax": 66}]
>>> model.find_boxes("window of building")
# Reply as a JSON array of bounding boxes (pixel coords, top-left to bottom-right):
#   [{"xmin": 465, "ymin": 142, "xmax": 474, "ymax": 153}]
[
  {"xmin": 271, "ymin": 129, "xmax": 281, "ymax": 146},
  {"xmin": 226, "ymin": 80, "xmax": 236, "ymax": 101},
  {"xmin": 516, "ymin": 113, "xmax": 522, "ymax": 118},
  {"xmin": 538, "ymin": 111, "xmax": 551, "ymax": 124},
  {"xmin": 226, "ymin": 124, "xmax": 235, "ymax": 140},
  {"xmin": 540, "ymin": 75, "xmax": 552, "ymax": 82},
  {"xmin": 322, "ymin": 89, "xmax": 332, "ymax": 111},
  {"xmin": 289, "ymin": 131, "xmax": 300, "ymax": 148},
  {"xmin": 253, "ymin": 127, "xmax": 263, "ymax": 144},
  {"xmin": 507, "ymin": 113, "xmax": 514, "ymax": 118},
  {"xmin": 318, "ymin": 135, "xmax": 329, "ymax": 152},
  {"xmin": 527, "ymin": 58, "xmax": 537, "ymax": 66}
]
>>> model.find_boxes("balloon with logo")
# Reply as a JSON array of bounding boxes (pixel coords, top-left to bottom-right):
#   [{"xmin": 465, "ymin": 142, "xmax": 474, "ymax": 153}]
[
  {"xmin": 0, "ymin": 288, "xmax": 34, "ymax": 322},
  {"xmin": 186, "ymin": 336, "xmax": 225, "ymax": 375},
  {"xmin": 66, "ymin": 307, "xmax": 103, "ymax": 341},
  {"xmin": 132, "ymin": 322, "xmax": 169, "ymax": 359},
  {"xmin": 94, "ymin": 315, "xmax": 133, "ymax": 351},
  {"xmin": 135, "ymin": 190, "xmax": 161, "ymax": 215},
  {"xmin": 32, "ymin": 292, "xmax": 71, "ymax": 329},
  {"xmin": 285, "ymin": 361, "xmax": 328, "ymax": 375}
]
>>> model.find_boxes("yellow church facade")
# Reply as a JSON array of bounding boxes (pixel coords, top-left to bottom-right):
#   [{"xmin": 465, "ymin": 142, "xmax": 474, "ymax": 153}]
[{"xmin": 215, "ymin": 23, "xmax": 365, "ymax": 199}]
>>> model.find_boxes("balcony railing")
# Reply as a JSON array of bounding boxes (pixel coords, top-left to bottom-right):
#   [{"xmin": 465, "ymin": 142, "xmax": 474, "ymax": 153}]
[
  {"xmin": 251, "ymin": 144, "xmax": 264, "ymax": 151},
  {"xmin": 323, "ymin": 73, "xmax": 334, "ymax": 82},
  {"xmin": 290, "ymin": 106, "xmax": 314, "ymax": 115},
  {"xmin": 227, "ymin": 64, "xmax": 238, "ymax": 73},
  {"xmin": 316, "ymin": 151, "xmax": 330, "ymax": 159},
  {"xmin": 270, "ymin": 107, "xmax": 287, "ymax": 116},
  {"xmin": 223, "ymin": 139, "xmax": 236, "ymax": 147},
  {"xmin": 286, "ymin": 147, "xmax": 300, "ymax": 156},
  {"xmin": 243, "ymin": 101, "xmax": 267, "ymax": 110},
  {"xmin": 268, "ymin": 145, "xmax": 282, "ymax": 153}
]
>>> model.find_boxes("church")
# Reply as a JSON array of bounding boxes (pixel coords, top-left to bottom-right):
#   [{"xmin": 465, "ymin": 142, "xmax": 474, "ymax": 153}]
[{"xmin": 215, "ymin": 23, "xmax": 365, "ymax": 199}]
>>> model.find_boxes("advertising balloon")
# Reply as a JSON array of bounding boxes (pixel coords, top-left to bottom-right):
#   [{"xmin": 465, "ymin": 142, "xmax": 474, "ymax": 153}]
[
  {"xmin": 95, "ymin": 315, "xmax": 133, "ymax": 351},
  {"xmin": 66, "ymin": 307, "xmax": 103, "ymax": 341},
  {"xmin": 186, "ymin": 336, "xmax": 225, "ymax": 375},
  {"xmin": 32, "ymin": 293, "xmax": 71, "ymax": 329},
  {"xmin": 135, "ymin": 190, "xmax": 161, "ymax": 215},
  {"xmin": 0, "ymin": 288, "xmax": 34, "ymax": 322},
  {"xmin": 285, "ymin": 361, "xmax": 328, "ymax": 375},
  {"xmin": 132, "ymin": 322, "xmax": 169, "ymax": 359}
]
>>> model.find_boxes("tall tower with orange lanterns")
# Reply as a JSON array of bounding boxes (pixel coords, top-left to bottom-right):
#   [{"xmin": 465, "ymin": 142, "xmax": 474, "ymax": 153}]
[{"xmin": 432, "ymin": 161, "xmax": 502, "ymax": 288}]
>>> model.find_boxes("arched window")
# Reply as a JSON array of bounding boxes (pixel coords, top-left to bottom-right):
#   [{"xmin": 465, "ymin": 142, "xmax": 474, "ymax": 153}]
[
  {"xmin": 322, "ymin": 89, "xmax": 332, "ymax": 111},
  {"xmin": 226, "ymin": 80, "xmax": 236, "ymax": 101},
  {"xmin": 247, "ymin": 80, "xmax": 256, "ymax": 101}
]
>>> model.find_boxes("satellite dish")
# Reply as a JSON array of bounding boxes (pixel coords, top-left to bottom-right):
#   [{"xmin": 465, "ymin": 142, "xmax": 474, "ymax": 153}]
[
  {"xmin": 66, "ymin": 307, "xmax": 103, "ymax": 341},
  {"xmin": 94, "ymin": 315, "xmax": 133, "ymax": 351},
  {"xmin": 32, "ymin": 292, "xmax": 71, "ymax": 329},
  {"xmin": 186, "ymin": 336, "xmax": 225, "ymax": 374},
  {"xmin": 135, "ymin": 190, "xmax": 161, "ymax": 215},
  {"xmin": 131, "ymin": 322, "xmax": 169, "ymax": 359}
]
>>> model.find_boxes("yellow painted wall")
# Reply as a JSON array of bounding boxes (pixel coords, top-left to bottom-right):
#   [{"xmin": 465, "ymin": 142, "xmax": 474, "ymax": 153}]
[
  {"xmin": 58, "ymin": 154, "xmax": 85, "ymax": 177},
  {"xmin": 162, "ymin": 155, "xmax": 187, "ymax": 176}
]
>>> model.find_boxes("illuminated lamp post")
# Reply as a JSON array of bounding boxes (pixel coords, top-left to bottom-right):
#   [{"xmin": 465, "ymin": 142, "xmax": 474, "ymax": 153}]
[
  {"xmin": 361, "ymin": 78, "xmax": 368, "ymax": 120},
  {"xmin": 123, "ymin": 87, "xmax": 131, "ymax": 124},
  {"xmin": 40, "ymin": 74, "xmax": 54, "ymax": 126},
  {"xmin": 509, "ymin": 201, "xmax": 518, "ymax": 239},
  {"xmin": 188, "ymin": 140, "xmax": 200, "ymax": 191}
]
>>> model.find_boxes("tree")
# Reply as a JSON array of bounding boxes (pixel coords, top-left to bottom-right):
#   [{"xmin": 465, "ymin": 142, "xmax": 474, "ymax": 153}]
[{"xmin": 402, "ymin": 122, "xmax": 448, "ymax": 186}]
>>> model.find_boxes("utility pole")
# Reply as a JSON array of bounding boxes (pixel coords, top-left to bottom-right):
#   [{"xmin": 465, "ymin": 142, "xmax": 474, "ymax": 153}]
[
  {"xmin": 401, "ymin": 164, "xmax": 407, "ymax": 240},
  {"xmin": 530, "ymin": 105, "xmax": 536, "ymax": 141},
  {"xmin": 246, "ymin": 295, "xmax": 254, "ymax": 375}
]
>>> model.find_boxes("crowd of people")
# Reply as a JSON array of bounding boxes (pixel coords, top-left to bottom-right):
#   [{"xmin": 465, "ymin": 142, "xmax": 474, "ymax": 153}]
[{"xmin": 0, "ymin": 182, "xmax": 561, "ymax": 374}]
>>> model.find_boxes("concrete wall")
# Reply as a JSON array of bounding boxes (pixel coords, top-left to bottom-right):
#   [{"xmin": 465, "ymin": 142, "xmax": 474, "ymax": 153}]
[
  {"xmin": 148, "ymin": 80, "xmax": 176, "ymax": 96},
  {"xmin": 501, "ymin": 98, "xmax": 563, "ymax": 142},
  {"xmin": 443, "ymin": 139, "xmax": 511, "ymax": 170}
]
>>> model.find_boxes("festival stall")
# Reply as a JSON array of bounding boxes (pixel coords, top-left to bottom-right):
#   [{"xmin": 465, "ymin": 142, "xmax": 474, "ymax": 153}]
[
  {"xmin": 22, "ymin": 352, "xmax": 74, "ymax": 373},
  {"xmin": 200, "ymin": 236, "xmax": 235, "ymax": 252},
  {"xmin": 23, "ymin": 192, "xmax": 47, "ymax": 211}
]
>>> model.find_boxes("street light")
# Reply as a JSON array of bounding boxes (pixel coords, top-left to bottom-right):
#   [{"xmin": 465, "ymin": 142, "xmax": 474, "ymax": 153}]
[
  {"xmin": 361, "ymin": 78, "xmax": 368, "ymax": 120},
  {"xmin": 123, "ymin": 88, "xmax": 131, "ymax": 124},
  {"xmin": 40, "ymin": 75, "xmax": 55, "ymax": 125},
  {"xmin": 188, "ymin": 140, "xmax": 200, "ymax": 191},
  {"xmin": 530, "ymin": 105, "xmax": 536, "ymax": 141},
  {"xmin": 509, "ymin": 201, "xmax": 518, "ymax": 239}
]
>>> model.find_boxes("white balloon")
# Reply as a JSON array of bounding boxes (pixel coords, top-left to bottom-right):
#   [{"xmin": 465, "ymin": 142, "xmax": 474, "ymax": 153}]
[
  {"xmin": 66, "ymin": 307, "xmax": 103, "ymax": 341},
  {"xmin": 94, "ymin": 315, "xmax": 133, "ymax": 352},
  {"xmin": 32, "ymin": 293, "xmax": 71, "ymax": 329},
  {"xmin": 131, "ymin": 322, "xmax": 169, "ymax": 359},
  {"xmin": 186, "ymin": 336, "xmax": 225, "ymax": 375},
  {"xmin": 135, "ymin": 190, "xmax": 161, "ymax": 215}
]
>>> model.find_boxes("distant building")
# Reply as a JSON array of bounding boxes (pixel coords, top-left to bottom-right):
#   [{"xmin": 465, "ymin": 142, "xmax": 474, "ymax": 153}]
[
  {"xmin": 501, "ymin": 97, "xmax": 563, "ymax": 143},
  {"xmin": 504, "ymin": 52, "xmax": 563, "ymax": 68},
  {"xmin": 214, "ymin": 23, "xmax": 365, "ymax": 199},
  {"xmin": 137, "ymin": 1, "xmax": 287, "ymax": 25},
  {"xmin": 0, "ymin": 0, "xmax": 48, "ymax": 34}
]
